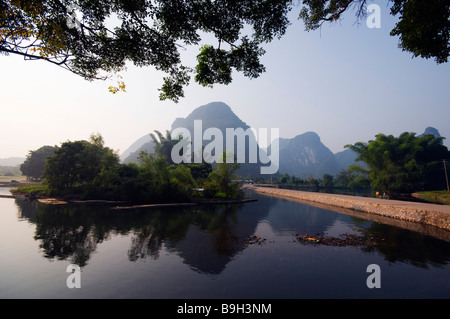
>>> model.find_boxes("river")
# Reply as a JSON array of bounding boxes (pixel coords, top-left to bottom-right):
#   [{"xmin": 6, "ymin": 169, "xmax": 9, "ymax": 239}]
[{"xmin": 0, "ymin": 188, "xmax": 449, "ymax": 298}]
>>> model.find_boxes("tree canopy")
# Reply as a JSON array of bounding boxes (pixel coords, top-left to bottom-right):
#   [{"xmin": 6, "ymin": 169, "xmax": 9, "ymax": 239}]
[
  {"xmin": 1, "ymin": 0, "xmax": 448, "ymax": 101},
  {"xmin": 203, "ymin": 152, "xmax": 242, "ymax": 199},
  {"xmin": 346, "ymin": 132, "xmax": 450, "ymax": 194},
  {"xmin": 44, "ymin": 133, "xmax": 119, "ymax": 192},
  {"xmin": 300, "ymin": 0, "xmax": 450, "ymax": 64},
  {"xmin": 32, "ymin": 133, "xmax": 241, "ymax": 202},
  {"xmin": 20, "ymin": 145, "xmax": 56, "ymax": 180},
  {"xmin": 0, "ymin": 0, "xmax": 291, "ymax": 101}
]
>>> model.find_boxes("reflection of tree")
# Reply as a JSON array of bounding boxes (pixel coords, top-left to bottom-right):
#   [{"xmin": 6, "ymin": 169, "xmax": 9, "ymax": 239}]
[
  {"xmin": 15, "ymin": 199, "xmax": 39, "ymax": 223},
  {"xmin": 126, "ymin": 205, "xmax": 243, "ymax": 261},
  {"xmin": 16, "ymin": 193, "xmax": 450, "ymax": 272},
  {"xmin": 127, "ymin": 208, "xmax": 193, "ymax": 261},
  {"xmin": 33, "ymin": 205, "xmax": 108, "ymax": 267},
  {"xmin": 35, "ymin": 224, "xmax": 97, "ymax": 267},
  {"xmin": 16, "ymin": 199, "xmax": 250, "ymax": 267},
  {"xmin": 359, "ymin": 223, "xmax": 450, "ymax": 268},
  {"xmin": 128, "ymin": 226, "xmax": 162, "ymax": 261},
  {"xmin": 204, "ymin": 205, "xmax": 241, "ymax": 256}
]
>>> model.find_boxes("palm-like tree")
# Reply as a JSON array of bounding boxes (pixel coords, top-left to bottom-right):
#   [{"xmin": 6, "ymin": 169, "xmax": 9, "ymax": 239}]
[{"xmin": 150, "ymin": 130, "xmax": 178, "ymax": 164}]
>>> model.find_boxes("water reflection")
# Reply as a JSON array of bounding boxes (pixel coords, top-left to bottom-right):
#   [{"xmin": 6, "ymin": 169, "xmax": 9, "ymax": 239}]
[
  {"xmin": 357, "ymin": 223, "xmax": 450, "ymax": 269},
  {"xmin": 13, "ymin": 192, "xmax": 450, "ymax": 274},
  {"xmin": 14, "ymin": 198, "xmax": 273, "ymax": 273}
]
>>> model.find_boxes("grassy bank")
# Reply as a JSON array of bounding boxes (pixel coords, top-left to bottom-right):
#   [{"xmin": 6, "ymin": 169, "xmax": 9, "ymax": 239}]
[
  {"xmin": 10, "ymin": 184, "xmax": 51, "ymax": 196},
  {"xmin": 413, "ymin": 191, "xmax": 450, "ymax": 205}
]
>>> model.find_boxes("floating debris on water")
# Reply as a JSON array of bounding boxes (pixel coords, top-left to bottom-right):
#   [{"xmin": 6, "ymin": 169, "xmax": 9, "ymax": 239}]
[
  {"xmin": 295, "ymin": 233, "xmax": 374, "ymax": 247},
  {"xmin": 247, "ymin": 235, "xmax": 267, "ymax": 245}
]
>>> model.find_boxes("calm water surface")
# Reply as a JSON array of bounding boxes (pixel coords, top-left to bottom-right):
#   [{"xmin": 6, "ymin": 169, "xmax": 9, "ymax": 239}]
[{"xmin": 0, "ymin": 188, "xmax": 449, "ymax": 299}]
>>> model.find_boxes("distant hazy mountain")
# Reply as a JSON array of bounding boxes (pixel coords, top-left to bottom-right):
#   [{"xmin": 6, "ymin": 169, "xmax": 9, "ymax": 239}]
[
  {"xmin": 170, "ymin": 101, "xmax": 249, "ymax": 132},
  {"xmin": 122, "ymin": 101, "xmax": 250, "ymax": 164},
  {"xmin": 275, "ymin": 132, "xmax": 338, "ymax": 178},
  {"xmin": 334, "ymin": 149, "xmax": 358, "ymax": 171},
  {"xmin": 0, "ymin": 157, "xmax": 25, "ymax": 166},
  {"xmin": 418, "ymin": 126, "xmax": 441, "ymax": 139},
  {"xmin": 121, "ymin": 137, "xmax": 155, "ymax": 164},
  {"xmin": 0, "ymin": 157, "xmax": 24, "ymax": 176},
  {"xmin": 122, "ymin": 102, "xmax": 267, "ymax": 176},
  {"xmin": 121, "ymin": 103, "xmax": 443, "ymax": 178}
]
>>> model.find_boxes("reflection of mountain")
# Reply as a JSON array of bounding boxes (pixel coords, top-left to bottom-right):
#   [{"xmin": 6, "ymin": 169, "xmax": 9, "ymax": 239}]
[
  {"xmin": 173, "ymin": 199, "xmax": 272, "ymax": 274},
  {"xmin": 14, "ymin": 194, "xmax": 450, "ymax": 272},
  {"xmin": 15, "ymin": 197, "xmax": 274, "ymax": 273},
  {"xmin": 264, "ymin": 195, "xmax": 340, "ymax": 235}
]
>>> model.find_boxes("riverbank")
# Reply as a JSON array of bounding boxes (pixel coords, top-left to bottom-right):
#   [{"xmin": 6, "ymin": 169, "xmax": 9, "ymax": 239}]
[
  {"xmin": 110, "ymin": 198, "xmax": 257, "ymax": 210},
  {"xmin": 1, "ymin": 186, "xmax": 257, "ymax": 209},
  {"xmin": 252, "ymin": 186, "xmax": 450, "ymax": 231}
]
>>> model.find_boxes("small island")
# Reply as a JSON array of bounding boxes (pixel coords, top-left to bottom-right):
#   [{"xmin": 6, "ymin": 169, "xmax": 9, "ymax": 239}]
[{"xmin": 12, "ymin": 133, "xmax": 254, "ymax": 208}]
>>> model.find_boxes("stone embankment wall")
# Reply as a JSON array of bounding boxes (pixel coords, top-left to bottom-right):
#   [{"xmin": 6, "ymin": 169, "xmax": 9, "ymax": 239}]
[{"xmin": 253, "ymin": 187, "xmax": 450, "ymax": 232}]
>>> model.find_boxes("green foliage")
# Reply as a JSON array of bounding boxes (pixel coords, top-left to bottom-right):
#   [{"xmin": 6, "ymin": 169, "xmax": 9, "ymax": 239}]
[
  {"xmin": 299, "ymin": 0, "xmax": 449, "ymax": 64},
  {"xmin": 203, "ymin": 181, "xmax": 219, "ymax": 199},
  {"xmin": 4, "ymin": 0, "xmax": 445, "ymax": 102},
  {"xmin": 44, "ymin": 134, "xmax": 120, "ymax": 195},
  {"xmin": 195, "ymin": 39, "xmax": 266, "ymax": 87},
  {"xmin": 333, "ymin": 165, "xmax": 371, "ymax": 191},
  {"xmin": 169, "ymin": 164, "xmax": 197, "ymax": 197},
  {"xmin": 205, "ymin": 152, "xmax": 243, "ymax": 200},
  {"xmin": 306, "ymin": 175, "xmax": 319, "ymax": 187},
  {"xmin": 279, "ymin": 173, "xmax": 290, "ymax": 184},
  {"xmin": 187, "ymin": 162, "xmax": 213, "ymax": 184},
  {"xmin": 0, "ymin": 0, "xmax": 292, "ymax": 102},
  {"xmin": 20, "ymin": 145, "xmax": 56, "ymax": 180},
  {"xmin": 390, "ymin": 0, "xmax": 450, "ymax": 64},
  {"xmin": 346, "ymin": 132, "xmax": 450, "ymax": 194},
  {"xmin": 31, "ymin": 134, "xmax": 249, "ymax": 203},
  {"xmin": 150, "ymin": 130, "xmax": 179, "ymax": 164},
  {"xmin": 346, "ymin": 165, "xmax": 370, "ymax": 190},
  {"xmin": 11, "ymin": 184, "xmax": 51, "ymax": 196},
  {"xmin": 415, "ymin": 190, "xmax": 450, "ymax": 205},
  {"xmin": 320, "ymin": 173, "xmax": 334, "ymax": 189}
]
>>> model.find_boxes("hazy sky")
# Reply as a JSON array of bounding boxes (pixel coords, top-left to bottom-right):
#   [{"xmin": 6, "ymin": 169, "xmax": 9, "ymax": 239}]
[{"xmin": 1, "ymin": 4, "xmax": 449, "ymax": 159}]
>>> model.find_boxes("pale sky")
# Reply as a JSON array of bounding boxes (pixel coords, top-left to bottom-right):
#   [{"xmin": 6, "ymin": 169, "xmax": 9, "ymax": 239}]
[{"xmin": 1, "ymin": 4, "xmax": 449, "ymax": 159}]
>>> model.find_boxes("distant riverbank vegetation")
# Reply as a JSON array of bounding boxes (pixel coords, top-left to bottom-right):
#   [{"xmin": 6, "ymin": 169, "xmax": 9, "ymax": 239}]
[
  {"xmin": 255, "ymin": 168, "xmax": 372, "ymax": 196},
  {"xmin": 412, "ymin": 191, "xmax": 450, "ymax": 205},
  {"xmin": 254, "ymin": 132, "xmax": 450, "ymax": 200},
  {"xmin": 13, "ymin": 131, "xmax": 450, "ymax": 204},
  {"xmin": 13, "ymin": 133, "xmax": 243, "ymax": 203}
]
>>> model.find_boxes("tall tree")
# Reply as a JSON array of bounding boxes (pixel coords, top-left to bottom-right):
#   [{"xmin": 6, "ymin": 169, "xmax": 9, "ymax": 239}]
[
  {"xmin": 206, "ymin": 152, "xmax": 242, "ymax": 199},
  {"xmin": 149, "ymin": 130, "xmax": 180, "ymax": 164}
]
